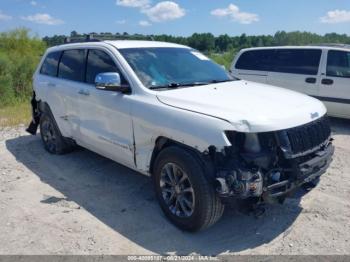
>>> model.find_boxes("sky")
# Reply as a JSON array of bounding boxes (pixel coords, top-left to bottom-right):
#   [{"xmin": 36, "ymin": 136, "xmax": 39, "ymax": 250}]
[{"xmin": 0, "ymin": 0, "xmax": 350, "ymax": 37}]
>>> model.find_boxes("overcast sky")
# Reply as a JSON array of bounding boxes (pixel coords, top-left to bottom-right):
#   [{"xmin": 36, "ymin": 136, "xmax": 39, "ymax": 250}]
[{"xmin": 0, "ymin": 0, "xmax": 350, "ymax": 36}]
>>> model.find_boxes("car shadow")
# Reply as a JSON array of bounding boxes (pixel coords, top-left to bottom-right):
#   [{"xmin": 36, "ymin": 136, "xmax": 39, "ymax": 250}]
[
  {"xmin": 329, "ymin": 117, "xmax": 350, "ymax": 136},
  {"xmin": 5, "ymin": 134, "xmax": 306, "ymax": 255}
]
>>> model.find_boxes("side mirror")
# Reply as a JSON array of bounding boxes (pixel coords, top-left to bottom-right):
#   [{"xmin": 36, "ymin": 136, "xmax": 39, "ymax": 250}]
[{"xmin": 95, "ymin": 72, "xmax": 131, "ymax": 94}]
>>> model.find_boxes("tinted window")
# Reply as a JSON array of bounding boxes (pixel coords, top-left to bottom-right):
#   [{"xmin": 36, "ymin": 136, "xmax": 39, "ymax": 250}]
[
  {"xmin": 86, "ymin": 49, "xmax": 121, "ymax": 84},
  {"xmin": 58, "ymin": 49, "xmax": 86, "ymax": 82},
  {"xmin": 327, "ymin": 50, "xmax": 350, "ymax": 78},
  {"xmin": 40, "ymin": 51, "xmax": 61, "ymax": 77},
  {"xmin": 272, "ymin": 49, "xmax": 321, "ymax": 75},
  {"xmin": 236, "ymin": 50, "xmax": 274, "ymax": 71}
]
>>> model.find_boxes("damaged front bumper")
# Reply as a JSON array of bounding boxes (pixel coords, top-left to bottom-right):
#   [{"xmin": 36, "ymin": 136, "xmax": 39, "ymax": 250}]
[
  {"xmin": 216, "ymin": 142, "xmax": 334, "ymax": 202},
  {"xmin": 215, "ymin": 116, "xmax": 334, "ymax": 203},
  {"xmin": 263, "ymin": 142, "xmax": 334, "ymax": 200}
]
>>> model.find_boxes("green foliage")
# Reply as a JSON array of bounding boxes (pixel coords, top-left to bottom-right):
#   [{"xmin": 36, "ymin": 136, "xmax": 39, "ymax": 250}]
[
  {"xmin": 0, "ymin": 28, "xmax": 46, "ymax": 107},
  {"xmin": 42, "ymin": 30, "xmax": 350, "ymax": 69},
  {"xmin": 209, "ymin": 49, "xmax": 237, "ymax": 69},
  {"xmin": 43, "ymin": 30, "xmax": 350, "ymax": 52},
  {"xmin": 1, "ymin": 28, "xmax": 350, "ymax": 108}
]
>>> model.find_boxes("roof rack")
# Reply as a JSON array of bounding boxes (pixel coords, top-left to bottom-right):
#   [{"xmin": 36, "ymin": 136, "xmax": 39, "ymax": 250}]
[
  {"xmin": 64, "ymin": 34, "xmax": 101, "ymax": 44},
  {"xmin": 62, "ymin": 33, "xmax": 156, "ymax": 45},
  {"xmin": 308, "ymin": 43, "xmax": 350, "ymax": 49}
]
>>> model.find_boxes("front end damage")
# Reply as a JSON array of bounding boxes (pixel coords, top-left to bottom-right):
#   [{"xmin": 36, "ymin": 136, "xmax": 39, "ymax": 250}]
[{"xmin": 211, "ymin": 115, "xmax": 334, "ymax": 203}]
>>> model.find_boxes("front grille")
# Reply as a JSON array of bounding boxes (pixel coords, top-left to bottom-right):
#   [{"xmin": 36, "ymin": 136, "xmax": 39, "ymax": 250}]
[{"xmin": 283, "ymin": 116, "xmax": 331, "ymax": 156}]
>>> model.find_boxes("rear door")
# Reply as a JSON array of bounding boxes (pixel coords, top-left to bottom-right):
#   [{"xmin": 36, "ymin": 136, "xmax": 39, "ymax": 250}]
[
  {"xmin": 318, "ymin": 49, "xmax": 350, "ymax": 118},
  {"xmin": 55, "ymin": 48, "xmax": 87, "ymax": 138},
  {"xmin": 266, "ymin": 49, "xmax": 322, "ymax": 96},
  {"xmin": 35, "ymin": 51, "xmax": 64, "ymax": 130},
  {"xmin": 232, "ymin": 49, "xmax": 273, "ymax": 83}
]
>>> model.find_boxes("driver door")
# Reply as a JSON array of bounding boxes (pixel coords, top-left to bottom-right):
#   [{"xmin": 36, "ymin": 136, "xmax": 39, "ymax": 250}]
[{"xmin": 76, "ymin": 48, "xmax": 135, "ymax": 168}]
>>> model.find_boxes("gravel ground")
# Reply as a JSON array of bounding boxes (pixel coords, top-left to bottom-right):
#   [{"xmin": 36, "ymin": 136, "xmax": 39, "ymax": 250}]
[{"xmin": 0, "ymin": 119, "xmax": 349, "ymax": 255}]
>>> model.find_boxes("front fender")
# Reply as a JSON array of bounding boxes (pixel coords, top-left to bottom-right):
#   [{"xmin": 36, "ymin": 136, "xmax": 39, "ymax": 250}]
[{"xmin": 131, "ymin": 96, "xmax": 234, "ymax": 173}]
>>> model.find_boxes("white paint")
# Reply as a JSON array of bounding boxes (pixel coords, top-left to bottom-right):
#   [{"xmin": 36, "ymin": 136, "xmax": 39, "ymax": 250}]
[{"xmin": 190, "ymin": 51, "xmax": 210, "ymax": 60}]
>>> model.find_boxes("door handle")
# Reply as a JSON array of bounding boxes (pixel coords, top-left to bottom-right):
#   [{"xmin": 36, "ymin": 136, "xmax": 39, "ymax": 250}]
[
  {"xmin": 321, "ymin": 79, "xmax": 334, "ymax": 85},
  {"xmin": 47, "ymin": 83, "xmax": 56, "ymax": 87},
  {"xmin": 78, "ymin": 89, "xmax": 90, "ymax": 96},
  {"xmin": 305, "ymin": 77, "xmax": 317, "ymax": 84}
]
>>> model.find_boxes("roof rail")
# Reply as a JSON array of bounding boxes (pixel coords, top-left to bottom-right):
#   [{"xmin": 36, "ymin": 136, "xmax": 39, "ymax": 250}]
[
  {"xmin": 308, "ymin": 43, "xmax": 350, "ymax": 49},
  {"xmin": 63, "ymin": 34, "xmax": 101, "ymax": 44},
  {"xmin": 60, "ymin": 34, "xmax": 156, "ymax": 45}
]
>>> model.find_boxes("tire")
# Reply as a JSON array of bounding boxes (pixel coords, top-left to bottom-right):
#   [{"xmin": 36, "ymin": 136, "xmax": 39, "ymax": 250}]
[
  {"xmin": 153, "ymin": 146, "xmax": 224, "ymax": 232},
  {"xmin": 39, "ymin": 112, "xmax": 74, "ymax": 154}
]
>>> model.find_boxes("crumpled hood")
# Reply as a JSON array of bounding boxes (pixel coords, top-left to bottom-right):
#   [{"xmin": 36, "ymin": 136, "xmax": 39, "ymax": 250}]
[{"xmin": 156, "ymin": 80, "xmax": 327, "ymax": 133}]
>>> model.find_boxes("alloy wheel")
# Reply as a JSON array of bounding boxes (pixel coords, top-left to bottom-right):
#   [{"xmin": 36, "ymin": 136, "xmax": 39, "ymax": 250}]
[{"xmin": 160, "ymin": 163, "xmax": 195, "ymax": 217}]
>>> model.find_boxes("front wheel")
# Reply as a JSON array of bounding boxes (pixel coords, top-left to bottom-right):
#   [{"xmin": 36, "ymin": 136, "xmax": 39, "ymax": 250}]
[{"xmin": 153, "ymin": 146, "xmax": 224, "ymax": 232}]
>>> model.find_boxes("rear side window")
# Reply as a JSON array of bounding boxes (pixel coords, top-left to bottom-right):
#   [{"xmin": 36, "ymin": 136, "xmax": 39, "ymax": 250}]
[
  {"xmin": 272, "ymin": 49, "xmax": 321, "ymax": 75},
  {"xmin": 327, "ymin": 50, "xmax": 350, "ymax": 78},
  {"xmin": 86, "ymin": 49, "xmax": 121, "ymax": 84},
  {"xmin": 40, "ymin": 51, "xmax": 61, "ymax": 77},
  {"xmin": 235, "ymin": 50, "xmax": 274, "ymax": 71},
  {"xmin": 58, "ymin": 49, "xmax": 87, "ymax": 82}
]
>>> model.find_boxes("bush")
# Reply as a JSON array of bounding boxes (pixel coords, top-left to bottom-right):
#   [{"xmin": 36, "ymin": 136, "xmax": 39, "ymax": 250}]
[
  {"xmin": 209, "ymin": 49, "xmax": 237, "ymax": 70},
  {"xmin": 0, "ymin": 28, "xmax": 46, "ymax": 107}
]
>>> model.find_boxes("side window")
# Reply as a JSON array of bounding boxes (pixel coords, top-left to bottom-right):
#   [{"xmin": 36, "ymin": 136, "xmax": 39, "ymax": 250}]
[
  {"xmin": 327, "ymin": 50, "xmax": 350, "ymax": 78},
  {"xmin": 272, "ymin": 49, "xmax": 321, "ymax": 75},
  {"xmin": 86, "ymin": 49, "xmax": 125, "ymax": 84},
  {"xmin": 235, "ymin": 50, "xmax": 274, "ymax": 71},
  {"xmin": 40, "ymin": 51, "xmax": 61, "ymax": 77},
  {"xmin": 58, "ymin": 49, "xmax": 87, "ymax": 82}
]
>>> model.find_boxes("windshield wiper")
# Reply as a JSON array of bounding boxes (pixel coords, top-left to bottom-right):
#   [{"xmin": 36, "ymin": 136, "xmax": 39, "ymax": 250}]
[
  {"xmin": 207, "ymin": 79, "xmax": 235, "ymax": 84},
  {"xmin": 149, "ymin": 83, "xmax": 179, "ymax": 90},
  {"xmin": 149, "ymin": 82, "xmax": 208, "ymax": 90}
]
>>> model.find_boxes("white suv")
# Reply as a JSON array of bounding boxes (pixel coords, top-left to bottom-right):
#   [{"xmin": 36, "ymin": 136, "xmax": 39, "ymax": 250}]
[
  {"xmin": 231, "ymin": 45, "xmax": 350, "ymax": 119},
  {"xmin": 27, "ymin": 40, "xmax": 334, "ymax": 231}
]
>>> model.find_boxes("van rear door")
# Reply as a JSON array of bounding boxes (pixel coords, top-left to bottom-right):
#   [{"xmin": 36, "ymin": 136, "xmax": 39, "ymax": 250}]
[{"xmin": 266, "ymin": 48, "xmax": 322, "ymax": 96}]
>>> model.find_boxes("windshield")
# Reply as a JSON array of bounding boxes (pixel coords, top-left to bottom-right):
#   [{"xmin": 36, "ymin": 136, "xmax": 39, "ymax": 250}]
[{"xmin": 119, "ymin": 47, "xmax": 233, "ymax": 89}]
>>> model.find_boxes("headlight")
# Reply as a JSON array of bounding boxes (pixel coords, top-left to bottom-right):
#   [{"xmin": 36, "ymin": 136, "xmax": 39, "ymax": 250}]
[
  {"xmin": 225, "ymin": 131, "xmax": 261, "ymax": 153},
  {"xmin": 243, "ymin": 133, "xmax": 261, "ymax": 153}
]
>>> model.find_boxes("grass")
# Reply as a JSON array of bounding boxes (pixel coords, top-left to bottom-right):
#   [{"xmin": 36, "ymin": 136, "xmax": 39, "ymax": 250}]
[
  {"xmin": 209, "ymin": 50, "xmax": 237, "ymax": 70},
  {"xmin": 0, "ymin": 102, "xmax": 31, "ymax": 128}
]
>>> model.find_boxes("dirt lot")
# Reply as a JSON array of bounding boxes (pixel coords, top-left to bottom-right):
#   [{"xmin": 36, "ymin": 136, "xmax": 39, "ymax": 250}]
[{"xmin": 0, "ymin": 118, "xmax": 350, "ymax": 255}]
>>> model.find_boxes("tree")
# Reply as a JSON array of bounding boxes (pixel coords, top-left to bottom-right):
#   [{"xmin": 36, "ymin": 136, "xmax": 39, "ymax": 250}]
[{"xmin": 70, "ymin": 30, "xmax": 78, "ymax": 37}]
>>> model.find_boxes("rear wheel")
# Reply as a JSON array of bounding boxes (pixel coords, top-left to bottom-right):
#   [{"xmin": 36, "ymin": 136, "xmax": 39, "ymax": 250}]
[
  {"xmin": 153, "ymin": 146, "xmax": 224, "ymax": 231},
  {"xmin": 40, "ymin": 113, "xmax": 74, "ymax": 154}
]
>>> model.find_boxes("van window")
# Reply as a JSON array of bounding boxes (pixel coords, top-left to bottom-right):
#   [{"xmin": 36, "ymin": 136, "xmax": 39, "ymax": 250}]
[
  {"xmin": 86, "ymin": 49, "xmax": 123, "ymax": 84},
  {"xmin": 58, "ymin": 49, "xmax": 87, "ymax": 82},
  {"xmin": 40, "ymin": 51, "xmax": 61, "ymax": 77},
  {"xmin": 272, "ymin": 49, "xmax": 321, "ymax": 75},
  {"xmin": 235, "ymin": 50, "xmax": 274, "ymax": 71},
  {"xmin": 327, "ymin": 50, "xmax": 350, "ymax": 78}
]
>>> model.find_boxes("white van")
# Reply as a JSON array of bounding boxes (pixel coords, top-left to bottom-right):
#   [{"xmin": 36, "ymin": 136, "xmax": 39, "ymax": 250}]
[{"xmin": 231, "ymin": 45, "xmax": 350, "ymax": 119}]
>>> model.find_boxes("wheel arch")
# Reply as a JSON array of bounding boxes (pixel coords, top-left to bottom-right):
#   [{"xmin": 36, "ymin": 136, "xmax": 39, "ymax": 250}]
[{"xmin": 149, "ymin": 136, "xmax": 216, "ymax": 181}]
